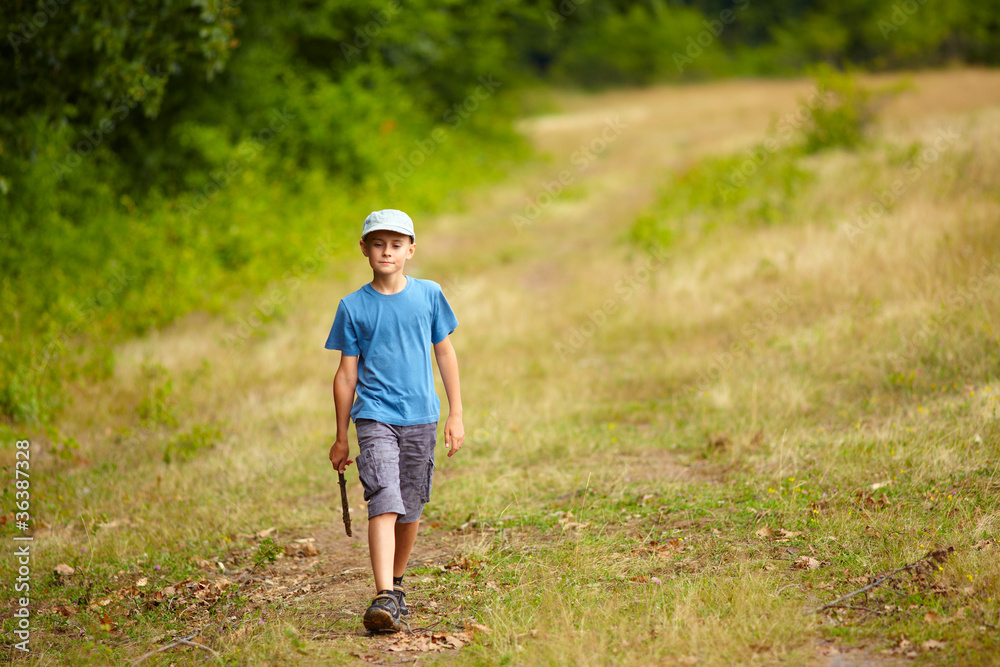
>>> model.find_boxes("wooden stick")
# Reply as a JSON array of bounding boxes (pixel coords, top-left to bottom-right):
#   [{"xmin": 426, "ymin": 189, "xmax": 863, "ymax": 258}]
[
  {"xmin": 823, "ymin": 604, "xmax": 886, "ymax": 615},
  {"xmin": 177, "ymin": 638, "xmax": 223, "ymax": 661},
  {"xmin": 773, "ymin": 583, "xmax": 802, "ymax": 596},
  {"xmin": 807, "ymin": 548, "xmax": 953, "ymax": 615},
  {"xmin": 130, "ymin": 632, "xmax": 222, "ymax": 666},
  {"xmin": 339, "ymin": 471, "xmax": 353, "ymax": 537}
]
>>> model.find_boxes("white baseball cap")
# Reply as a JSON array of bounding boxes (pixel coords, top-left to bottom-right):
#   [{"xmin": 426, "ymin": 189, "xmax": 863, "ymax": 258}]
[{"xmin": 361, "ymin": 209, "xmax": 415, "ymax": 240}]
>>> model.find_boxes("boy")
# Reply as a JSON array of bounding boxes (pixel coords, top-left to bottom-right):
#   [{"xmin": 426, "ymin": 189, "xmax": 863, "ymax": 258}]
[{"xmin": 326, "ymin": 209, "xmax": 464, "ymax": 633}]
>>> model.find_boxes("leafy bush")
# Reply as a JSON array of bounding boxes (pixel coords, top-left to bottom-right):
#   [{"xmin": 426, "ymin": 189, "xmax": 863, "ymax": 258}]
[
  {"xmin": 800, "ymin": 65, "xmax": 877, "ymax": 153},
  {"xmin": 548, "ymin": 3, "xmax": 724, "ymax": 86},
  {"xmin": 163, "ymin": 424, "xmax": 223, "ymax": 464},
  {"xmin": 631, "ymin": 146, "xmax": 813, "ymax": 248},
  {"xmin": 137, "ymin": 363, "xmax": 176, "ymax": 430},
  {"xmin": 799, "ymin": 64, "xmax": 913, "ymax": 154},
  {"xmin": 253, "ymin": 537, "xmax": 281, "ymax": 569}
]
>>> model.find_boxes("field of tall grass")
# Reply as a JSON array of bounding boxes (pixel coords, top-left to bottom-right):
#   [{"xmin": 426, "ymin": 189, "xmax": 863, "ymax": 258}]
[{"xmin": 2, "ymin": 69, "xmax": 999, "ymax": 665}]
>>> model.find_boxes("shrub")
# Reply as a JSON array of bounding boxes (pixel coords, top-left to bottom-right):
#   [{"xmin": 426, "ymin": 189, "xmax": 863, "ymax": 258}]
[
  {"xmin": 163, "ymin": 424, "xmax": 223, "ymax": 464},
  {"xmin": 631, "ymin": 146, "xmax": 813, "ymax": 248},
  {"xmin": 799, "ymin": 64, "xmax": 909, "ymax": 154},
  {"xmin": 800, "ymin": 64, "xmax": 875, "ymax": 153},
  {"xmin": 253, "ymin": 537, "xmax": 281, "ymax": 569}
]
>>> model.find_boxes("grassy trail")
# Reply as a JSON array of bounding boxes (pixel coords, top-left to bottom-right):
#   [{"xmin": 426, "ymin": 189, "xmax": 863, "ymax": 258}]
[{"xmin": 7, "ymin": 70, "xmax": 1000, "ymax": 665}]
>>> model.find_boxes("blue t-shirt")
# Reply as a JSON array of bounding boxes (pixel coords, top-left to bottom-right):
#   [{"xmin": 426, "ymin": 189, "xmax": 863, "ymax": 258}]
[{"xmin": 325, "ymin": 276, "xmax": 458, "ymax": 426}]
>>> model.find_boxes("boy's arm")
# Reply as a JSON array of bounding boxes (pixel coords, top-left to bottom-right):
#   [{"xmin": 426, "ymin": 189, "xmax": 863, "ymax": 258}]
[
  {"xmin": 433, "ymin": 335, "xmax": 464, "ymax": 457},
  {"xmin": 330, "ymin": 353, "xmax": 359, "ymax": 472}
]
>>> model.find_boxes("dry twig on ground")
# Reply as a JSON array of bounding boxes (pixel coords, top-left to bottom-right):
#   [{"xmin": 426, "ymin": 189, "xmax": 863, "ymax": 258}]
[{"xmin": 807, "ymin": 548, "xmax": 954, "ymax": 615}]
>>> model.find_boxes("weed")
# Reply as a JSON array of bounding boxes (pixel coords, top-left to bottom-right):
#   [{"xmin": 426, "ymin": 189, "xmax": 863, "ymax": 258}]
[
  {"xmin": 163, "ymin": 423, "xmax": 223, "ymax": 463},
  {"xmin": 136, "ymin": 361, "xmax": 176, "ymax": 429},
  {"xmin": 253, "ymin": 537, "xmax": 282, "ymax": 569},
  {"xmin": 800, "ymin": 64, "xmax": 910, "ymax": 153},
  {"xmin": 631, "ymin": 147, "xmax": 813, "ymax": 247}
]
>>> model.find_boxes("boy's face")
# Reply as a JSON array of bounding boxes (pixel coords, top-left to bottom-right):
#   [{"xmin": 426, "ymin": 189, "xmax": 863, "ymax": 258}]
[{"xmin": 360, "ymin": 231, "xmax": 415, "ymax": 277}]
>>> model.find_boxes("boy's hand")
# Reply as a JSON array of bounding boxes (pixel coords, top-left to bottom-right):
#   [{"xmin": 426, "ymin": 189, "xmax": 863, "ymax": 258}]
[
  {"xmin": 329, "ymin": 437, "xmax": 353, "ymax": 473},
  {"xmin": 444, "ymin": 414, "xmax": 464, "ymax": 457}
]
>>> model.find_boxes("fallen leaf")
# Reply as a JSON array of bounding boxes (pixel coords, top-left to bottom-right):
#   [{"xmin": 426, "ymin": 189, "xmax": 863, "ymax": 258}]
[
  {"xmin": 921, "ymin": 639, "xmax": 945, "ymax": 651},
  {"xmin": 55, "ymin": 605, "xmax": 75, "ymax": 617},
  {"xmin": 465, "ymin": 622, "xmax": 492, "ymax": 635},
  {"xmin": 655, "ymin": 539, "xmax": 683, "ymax": 558},
  {"xmin": 256, "ymin": 527, "xmax": 276, "ymax": 538},
  {"xmin": 707, "ymin": 433, "xmax": 730, "ymax": 450},
  {"xmin": 779, "ymin": 529, "xmax": 802, "ymax": 538},
  {"xmin": 447, "ymin": 556, "xmax": 473, "ymax": 570},
  {"xmin": 136, "ymin": 577, "xmax": 148, "ymax": 587},
  {"xmin": 54, "ymin": 564, "xmax": 75, "ymax": 577},
  {"xmin": 927, "ymin": 547, "xmax": 954, "ymax": 564},
  {"xmin": 924, "ymin": 611, "xmax": 940, "ymax": 624},
  {"xmin": 755, "ymin": 526, "xmax": 773, "ymax": 538},
  {"xmin": 793, "ymin": 556, "xmax": 821, "ymax": 570}
]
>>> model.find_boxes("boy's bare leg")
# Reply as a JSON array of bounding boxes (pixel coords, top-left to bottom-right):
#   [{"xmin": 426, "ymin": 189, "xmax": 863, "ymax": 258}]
[
  {"xmin": 369, "ymin": 513, "xmax": 398, "ymax": 592},
  {"xmin": 393, "ymin": 520, "xmax": 420, "ymax": 578}
]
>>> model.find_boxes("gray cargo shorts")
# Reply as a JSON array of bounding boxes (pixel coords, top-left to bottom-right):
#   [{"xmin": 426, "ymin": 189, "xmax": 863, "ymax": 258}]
[{"xmin": 354, "ymin": 418, "xmax": 437, "ymax": 523}]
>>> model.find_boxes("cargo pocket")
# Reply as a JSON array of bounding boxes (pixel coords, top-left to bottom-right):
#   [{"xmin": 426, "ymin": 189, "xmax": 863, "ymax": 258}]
[
  {"xmin": 356, "ymin": 448, "xmax": 384, "ymax": 502},
  {"xmin": 421, "ymin": 457, "xmax": 435, "ymax": 504}
]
